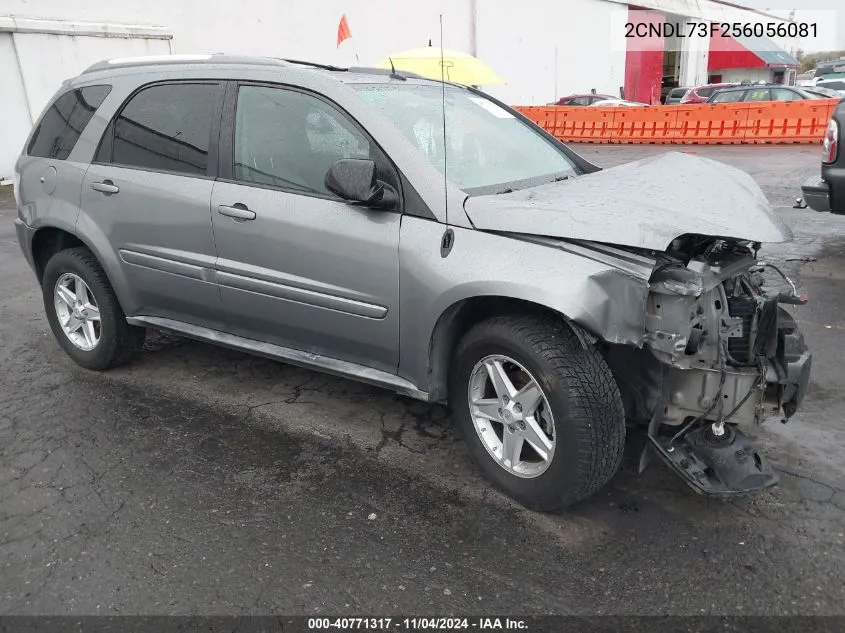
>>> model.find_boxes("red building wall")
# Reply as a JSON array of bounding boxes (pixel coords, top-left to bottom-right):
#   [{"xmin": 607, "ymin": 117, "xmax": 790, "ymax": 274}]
[{"xmin": 624, "ymin": 8, "xmax": 664, "ymax": 104}]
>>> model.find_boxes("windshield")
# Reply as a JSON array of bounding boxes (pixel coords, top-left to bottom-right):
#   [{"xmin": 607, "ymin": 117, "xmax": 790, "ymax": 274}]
[{"xmin": 351, "ymin": 83, "xmax": 578, "ymax": 193}]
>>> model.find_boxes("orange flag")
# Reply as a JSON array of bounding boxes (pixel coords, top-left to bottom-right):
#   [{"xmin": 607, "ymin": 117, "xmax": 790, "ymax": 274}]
[{"xmin": 337, "ymin": 14, "xmax": 352, "ymax": 47}]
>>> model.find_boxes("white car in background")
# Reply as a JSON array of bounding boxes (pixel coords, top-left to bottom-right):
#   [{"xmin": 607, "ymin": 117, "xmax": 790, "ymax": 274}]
[{"xmin": 589, "ymin": 98, "xmax": 648, "ymax": 107}]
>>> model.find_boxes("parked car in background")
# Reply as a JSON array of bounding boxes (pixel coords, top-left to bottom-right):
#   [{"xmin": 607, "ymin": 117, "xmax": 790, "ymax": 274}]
[
  {"xmin": 802, "ymin": 99, "xmax": 844, "ymax": 214},
  {"xmin": 812, "ymin": 62, "xmax": 845, "ymax": 84},
  {"xmin": 680, "ymin": 83, "xmax": 740, "ymax": 104},
  {"xmin": 660, "ymin": 79, "xmax": 677, "ymax": 104},
  {"xmin": 555, "ymin": 93, "xmax": 615, "ymax": 106},
  {"xmin": 804, "ymin": 86, "xmax": 842, "ymax": 99},
  {"xmin": 14, "ymin": 54, "xmax": 812, "ymax": 511},
  {"xmin": 664, "ymin": 87, "xmax": 690, "ymax": 104},
  {"xmin": 796, "ymin": 70, "xmax": 815, "ymax": 87},
  {"xmin": 815, "ymin": 79, "xmax": 845, "ymax": 96},
  {"xmin": 707, "ymin": 85, "xmax": 827, "ymax": 104},
  {"xmin": 589, "ymin": 98, "xmax": 647, "ymax": 107}
]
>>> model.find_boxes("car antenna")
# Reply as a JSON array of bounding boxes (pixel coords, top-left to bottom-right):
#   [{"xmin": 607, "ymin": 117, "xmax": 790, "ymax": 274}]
[
  {"xmin": 387, "ymin": 57, "xmax": 406, "ymax": 81},
  {"xmin": 439, "ymin": 14, "xmax": 449, "ymax": 228}
]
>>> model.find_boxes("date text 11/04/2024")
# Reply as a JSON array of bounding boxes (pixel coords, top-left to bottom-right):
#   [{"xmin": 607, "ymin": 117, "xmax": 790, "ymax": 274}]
[
  {"xmin": 307, "ymin": 618, "xmax": 528, "ymax": 630},
  {"xmin": 625, "ymin": 21, "xmax": 817, "ymax": 39}
]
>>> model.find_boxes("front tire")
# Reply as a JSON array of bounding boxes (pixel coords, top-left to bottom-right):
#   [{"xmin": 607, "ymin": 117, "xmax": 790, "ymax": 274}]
[
  {"xmin": 449, "ymin": 314, "xmax": 626, "ymax": 511},
  {"xmin": 42, "ymin": 247, "xmax": 145, "ymax": 370}
]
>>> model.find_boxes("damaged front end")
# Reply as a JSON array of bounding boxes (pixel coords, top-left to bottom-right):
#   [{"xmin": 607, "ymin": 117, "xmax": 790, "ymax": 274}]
[{"xmin": 605, "ymin": 235, "xmax": 812, "ymax": 497}]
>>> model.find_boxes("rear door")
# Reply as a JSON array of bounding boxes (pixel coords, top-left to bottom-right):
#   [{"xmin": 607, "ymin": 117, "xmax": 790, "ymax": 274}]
[
  {"xmin": 79, "ymin": 81, "xmax": 226, "ymax": 324},
  {"xmin": 210, "ymin": 82, "xmax": 402, "ymax": 373}
]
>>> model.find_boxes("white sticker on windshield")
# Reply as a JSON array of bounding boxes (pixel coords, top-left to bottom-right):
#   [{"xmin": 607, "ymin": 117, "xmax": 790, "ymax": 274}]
[{"xmin": 468, "ymin": 97, "xmax": 514, "ymax": 118}]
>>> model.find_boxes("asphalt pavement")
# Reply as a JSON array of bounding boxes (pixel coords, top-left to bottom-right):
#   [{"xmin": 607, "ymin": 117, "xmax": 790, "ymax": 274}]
[{"xmin": 1, "ymin": 145, "xmax": 844, "ymax": 617}]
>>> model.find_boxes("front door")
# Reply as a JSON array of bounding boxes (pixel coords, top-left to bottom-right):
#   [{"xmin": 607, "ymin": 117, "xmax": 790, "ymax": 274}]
[
  {"xmin": 210, "ymin": 83, "xmax": 401, "ymax": 373},
  {"xmin": 79, "ymin": 81, "xmax": 226, "ymax": 325}
]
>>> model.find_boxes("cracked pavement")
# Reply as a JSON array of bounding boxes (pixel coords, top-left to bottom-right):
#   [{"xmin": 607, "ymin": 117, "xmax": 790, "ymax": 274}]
[{"xmin": 1, "ymin": 144, "xmax": 844, "ymax": 616}]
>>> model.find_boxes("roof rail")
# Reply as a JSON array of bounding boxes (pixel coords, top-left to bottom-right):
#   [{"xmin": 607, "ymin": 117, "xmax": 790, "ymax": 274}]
[
  {"xmin": 347, "ymin": 66, "xmax": 427, "ymax": 80},
  {"xmin": 281, "ymin": 59, "xmax": 348, "ymax": 72},
  {"xmin": 82, "ymin": 54, "xmax": 290, "ymax": 74}
]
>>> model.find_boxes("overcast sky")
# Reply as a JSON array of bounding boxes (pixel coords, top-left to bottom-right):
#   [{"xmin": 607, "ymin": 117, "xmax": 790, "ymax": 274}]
[{"xmin": 738, "ymin": 1, "xmax": 845, "ymax": 51}]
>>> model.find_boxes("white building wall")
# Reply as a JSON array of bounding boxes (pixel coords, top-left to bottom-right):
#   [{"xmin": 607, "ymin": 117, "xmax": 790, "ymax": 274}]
[
  {"xmin": 476, "ymin": 0, "xmax": 628, "ymax": 104},
  {"xmin": 0, "ymin": 0, "xmax": 474, "ymax": 70},
  {"xmin": 0, "ymin": 0, "xmax": 800, "ymax": 178},
  {"xmin": 0, "ymin": 16, "xmax": 171, "ymax": 181},
  {"xmin": 678, "ymin": 19, "xmax": 710, "ymax": 88},
  {"xmin": 2, "ymin": 0, "xmax": 789, "ymax": 107},
  {"xmin": 0, "ymin": 33, "xmax": 31, "ymax": 181},
  {"xmin": 13, "ymin": 32, "xmax": 170, "ymax": 121}
]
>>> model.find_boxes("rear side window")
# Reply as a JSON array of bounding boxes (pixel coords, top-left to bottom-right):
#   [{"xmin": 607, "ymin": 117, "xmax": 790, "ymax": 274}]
[
  {"xmin": 27, "ymin": 85, "xmax": 111, "ymax": 160},
  {"xmin": 772, "ymin": 88, "xmax": 803, "ymax": 102},
  {"xmin": 104, "ymin": 82, "xmax": 220, "ymax": 176},
  {"xmin": 668, "ymin": 88, "xmax": 687, "ymax": 99},
  {"xmin": 712, "ymin": 90, "xmax": 745, "ymax": 103}
]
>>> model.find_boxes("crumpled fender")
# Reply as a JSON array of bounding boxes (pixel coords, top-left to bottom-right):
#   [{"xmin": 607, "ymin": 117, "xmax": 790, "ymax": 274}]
[{"xmin": 397, "ymin": 218, "xmax": 657, "ymax": 393}]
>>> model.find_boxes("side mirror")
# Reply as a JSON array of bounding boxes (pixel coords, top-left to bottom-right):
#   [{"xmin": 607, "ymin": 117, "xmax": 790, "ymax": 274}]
[{"xmin": 324, "ymin": 158, "xmax": 396, "ymax": 210}]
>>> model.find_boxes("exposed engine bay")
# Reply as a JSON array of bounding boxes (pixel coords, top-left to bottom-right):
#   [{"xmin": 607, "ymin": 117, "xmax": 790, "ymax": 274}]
[{"xmin": 604, "ymin": 235, "xmax": 812, "ymax": 496}]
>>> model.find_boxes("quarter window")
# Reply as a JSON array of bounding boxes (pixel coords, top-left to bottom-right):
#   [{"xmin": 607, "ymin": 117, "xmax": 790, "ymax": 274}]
[
  {"xmin": 233, "ymin": 85, "xmax": 386, "ymax": 196},
  {"xmin": 771, "ymin": 88, "xmax": 803, "ymax": 102},
  {"xmin": 27, "ymin": 85, "xmax": 111, "ymax": 160},
  {"xmin": 107, "ymin": 83, "xmax": 220, "ymax": 176}
]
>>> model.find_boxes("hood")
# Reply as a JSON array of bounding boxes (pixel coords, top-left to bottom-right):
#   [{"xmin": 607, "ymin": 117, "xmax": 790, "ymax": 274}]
[{"xmin": 463, "ymin": 152, "xmax": 792, "ymax": 251}]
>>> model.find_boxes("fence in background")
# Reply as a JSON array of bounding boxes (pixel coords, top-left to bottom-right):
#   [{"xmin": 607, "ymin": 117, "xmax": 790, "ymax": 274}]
[{"xmin": 514, "ymin": 99, "xmax": 839, "ymax": 144}]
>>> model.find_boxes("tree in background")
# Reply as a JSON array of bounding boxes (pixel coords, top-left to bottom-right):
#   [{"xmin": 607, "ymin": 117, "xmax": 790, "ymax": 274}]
[{"xmin": 800, "ymin": 50, "xmax": 845, "ymax": 73}]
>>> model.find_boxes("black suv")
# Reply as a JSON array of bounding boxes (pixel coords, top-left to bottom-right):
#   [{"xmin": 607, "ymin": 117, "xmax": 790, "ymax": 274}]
[{"xmin": 802, "ymin": 99, "xmax": 844, "ymax": 214}]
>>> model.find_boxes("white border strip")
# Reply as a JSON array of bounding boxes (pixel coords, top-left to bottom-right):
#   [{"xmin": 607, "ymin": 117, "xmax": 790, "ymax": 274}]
[{"xmin": 0, "ymin": 15, "xmax": 172, "ymax": 39}]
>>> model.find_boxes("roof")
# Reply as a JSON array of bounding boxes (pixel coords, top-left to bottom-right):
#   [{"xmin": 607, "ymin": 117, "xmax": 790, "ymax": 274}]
[
  {"xmin": 80, "ymin": 54, "xmax": 435, "ymax": 83},
  {"xmin": 81, "ymin": 54, "xmax": 289, "ymax": 74},
  {"xmin": 742, "ymin": 34, "xmax": 800, "ymax": 67},
  {"xmin": 708, "ymin": 29, "xmax": 799, "ymax": 71}
]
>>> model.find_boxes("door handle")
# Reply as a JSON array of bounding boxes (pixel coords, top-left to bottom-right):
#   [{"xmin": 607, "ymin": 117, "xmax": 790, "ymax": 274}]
[
  {"xmin": 91, "ymin": 180, "xmax": 119, "ymax": 194},
  {"xmin": 217, "ymin": 204, "xmax": 256, "ymax": 221}
]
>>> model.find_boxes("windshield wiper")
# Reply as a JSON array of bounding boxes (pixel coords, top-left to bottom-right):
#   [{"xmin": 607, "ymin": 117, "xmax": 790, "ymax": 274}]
[{"xmin": 496, "ymin": 187, "xmax": 515, "ymax": 195}]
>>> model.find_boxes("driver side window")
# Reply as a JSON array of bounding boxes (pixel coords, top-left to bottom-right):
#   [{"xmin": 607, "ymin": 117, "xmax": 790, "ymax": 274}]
[{"xmin": 234, "ymin": 85, "xmax": 392, "ymax": 196}]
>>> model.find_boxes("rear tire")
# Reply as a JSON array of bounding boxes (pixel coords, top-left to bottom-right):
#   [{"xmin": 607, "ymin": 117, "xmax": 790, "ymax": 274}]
[
  {"xmin": 449, "ymin": 314, "xmax": 625, "ymax": 511},
  {"xmin": 42, "ymin": 247, "xmax": 145, "ymax": 370}
]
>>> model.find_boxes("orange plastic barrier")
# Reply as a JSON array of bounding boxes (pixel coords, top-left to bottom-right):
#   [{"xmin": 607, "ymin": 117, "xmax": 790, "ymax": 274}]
[
  {"xmin": 516, "ymin": 105, "xmax": 614, "ymax": 142},
  {"xmin": 673, "ymin": 103, "xmax": 752, "ymax": 144},
  {"xmin": 516, "ymin": 99, "xmax": 838, "ymax": 145},
  {"xmin": 744, "ymin": 99, "xmax": 837, "ymax": 143},
  {"xmin": 612, "ymin": 105, "xmax": 677, "ymax": 143}
]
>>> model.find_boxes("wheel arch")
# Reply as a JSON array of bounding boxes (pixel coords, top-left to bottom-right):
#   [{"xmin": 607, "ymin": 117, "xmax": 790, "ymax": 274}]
[
  {"xmin": 424, "ymin": 295, "xmax": 598, "ymax": 403},
  {"xmin": 30, "ymin": 223, "xmax": 135, "ymax": 315},
  {"xmin": 31, "ymin": 226, "xmax": 86, "ymax": 284}
]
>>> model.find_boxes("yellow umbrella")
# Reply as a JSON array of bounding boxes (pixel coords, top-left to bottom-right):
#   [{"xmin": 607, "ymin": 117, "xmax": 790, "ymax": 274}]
[{"xmin": 375, "ymin": 46, "xmax": 504, "ymax": 86}]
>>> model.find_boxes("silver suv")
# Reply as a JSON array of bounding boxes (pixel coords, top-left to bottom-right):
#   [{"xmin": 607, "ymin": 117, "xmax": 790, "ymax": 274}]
[{"xmin": 14, "ymin": 55, "xmax": 812, "ymax": 510}]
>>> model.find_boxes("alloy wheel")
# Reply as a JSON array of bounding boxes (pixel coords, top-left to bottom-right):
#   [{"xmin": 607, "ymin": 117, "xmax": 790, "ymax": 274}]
[
  {"xmin": 467, "ymin": 355, "xmax": 556, "ymax": 478},
  {"xmin": 53, "ymin": 273, "xmax": 101, "ymax": 351}
]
